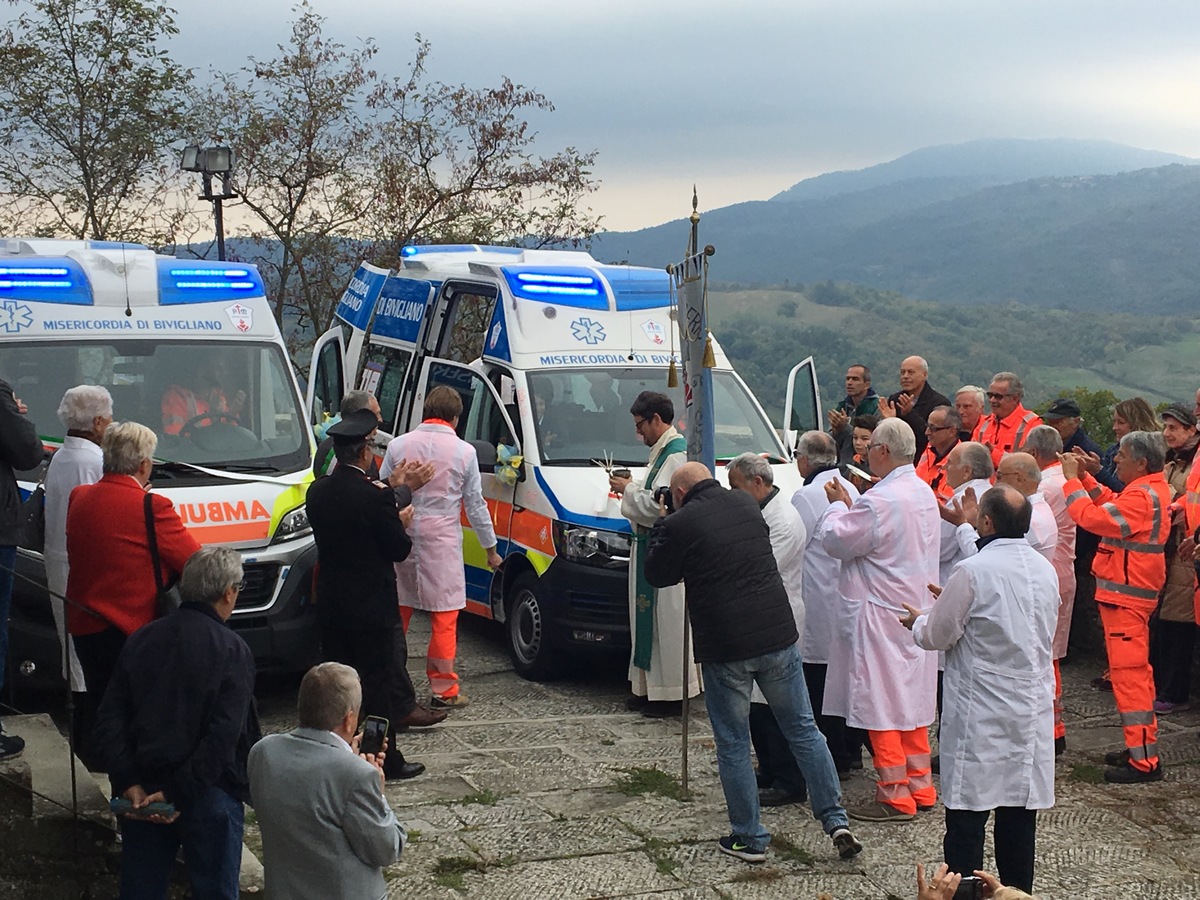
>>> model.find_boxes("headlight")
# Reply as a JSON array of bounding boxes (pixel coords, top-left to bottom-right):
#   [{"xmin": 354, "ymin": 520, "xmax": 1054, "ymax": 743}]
[
  {"xmin": 553, "ymin": 522, "xmax": 632, "ymax": 568},
  {"xmin": 273, "ymin": 504, "xmax": 311, "ymax": 542}
]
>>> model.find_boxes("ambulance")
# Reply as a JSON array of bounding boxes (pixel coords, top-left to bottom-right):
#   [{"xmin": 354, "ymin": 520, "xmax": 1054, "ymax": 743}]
[
  {"xmin": 1, "ymin": 239, "xmax": 320, "ymax": 684},
  {"xmin": 315, "ymin": 244, "xmax": 824, "ymax": 680}
]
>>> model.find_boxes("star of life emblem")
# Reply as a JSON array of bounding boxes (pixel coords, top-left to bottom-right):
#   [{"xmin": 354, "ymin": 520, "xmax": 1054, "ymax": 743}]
[
  {"xmin": 570, "ymin": 317, "xmax": 606, "ymax": 345},
  {"xmin": 225, "ymin": 302, "xmax": 252, "ymax": 333},
  {"xmin": 0, "ymin": 302, "xmax": 33, "ymax": 333}
]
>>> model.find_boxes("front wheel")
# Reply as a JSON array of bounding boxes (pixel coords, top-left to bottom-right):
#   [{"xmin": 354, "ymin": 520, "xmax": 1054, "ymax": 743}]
[{"xmin": 506, "ymin": 572, "xmax": 562, "ymax": 682}]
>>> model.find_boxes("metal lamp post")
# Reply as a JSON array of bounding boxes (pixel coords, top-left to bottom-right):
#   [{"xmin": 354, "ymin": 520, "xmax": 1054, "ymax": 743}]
[{"xmin": 181, "ymin": 145, "xmax": 238, "ymax": 261}]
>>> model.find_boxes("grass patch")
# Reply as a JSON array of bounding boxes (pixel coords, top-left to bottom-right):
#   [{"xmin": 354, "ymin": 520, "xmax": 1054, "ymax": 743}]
[
  {"xmin": 458, "ymin": 788, "xmax": 503, "ymax": 806},
  {"xmin": 730, "ymin": 867, "xmax": 783, "ymax": 884},
  {"xmin": 406, "ymin": 828, "xmax": 422, "ymax": 841},
  {"xmin": 600, "ymin": 737, "xmax": 616, "ymax": 746},
  {"xmin": 1069, "ymin": 763, "xmax": 1105, "ymax": 784},
  {"xmin": 432, "ymin": 856, "xmax": 488, "ymax": 892},
  {"xmin": 640, "ymin": 837, "xmax": 681, "ymax": 876},
  {"xmin": 770, "ymin": 834, "xmax": 815, "ymax": 866},
  {"xmin": 613, "ymin": 766, "xmax": 689, "ymax": 801}
]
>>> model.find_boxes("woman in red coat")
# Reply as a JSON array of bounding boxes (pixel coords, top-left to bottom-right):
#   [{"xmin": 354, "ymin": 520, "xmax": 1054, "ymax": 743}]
[{"xmin": 66, "ymin": 421, "xmax": 200, "ymax": 714}]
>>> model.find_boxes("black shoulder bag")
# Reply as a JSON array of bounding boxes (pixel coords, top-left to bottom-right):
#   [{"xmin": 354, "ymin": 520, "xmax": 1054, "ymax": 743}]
[{"xmin": 143, "ymin": 492, "xmax": 182, "ymax": 618}]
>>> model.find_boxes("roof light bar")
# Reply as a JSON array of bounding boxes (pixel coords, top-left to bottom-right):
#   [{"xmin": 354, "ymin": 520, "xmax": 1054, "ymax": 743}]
[
  {"xmin": 168, "ymin": 268, "xmax": 251, "ymax": 278},
  {"xmin": 0, "ymin": 266, "xmax": 70, "ymax": 276},
  {"xmin": 173, "ymin": 280, "xmax": 257, "ymax": 290}
]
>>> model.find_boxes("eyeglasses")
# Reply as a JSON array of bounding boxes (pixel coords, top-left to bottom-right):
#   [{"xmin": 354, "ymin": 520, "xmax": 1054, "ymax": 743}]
[
  {"xmin": 867, "ymin": 442, "xmax": 888, "ymax": 451},
  {"xmin": 925, "ymin": 424, "xmax": 955, "ymax": 432},
  {"xmin": 633, "ymin": 417, "xmax": 648, "ymax": 429},
  {"xmin": 236, "ymin": 580, "xmax": 246, "ymax": 593},
  {"xmin": 986, "ymin": 392, "xmax": 1009, "ymax": 400}
]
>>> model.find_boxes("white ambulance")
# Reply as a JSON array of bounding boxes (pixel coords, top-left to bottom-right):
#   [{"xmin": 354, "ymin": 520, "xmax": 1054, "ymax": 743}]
[
  {"xmin": 315, "ymin": 244, "xmax": 823, "ymax": 680},
  {"xmin": 1, "ymin": 239, "xmax": 319, "ymax": 684}
]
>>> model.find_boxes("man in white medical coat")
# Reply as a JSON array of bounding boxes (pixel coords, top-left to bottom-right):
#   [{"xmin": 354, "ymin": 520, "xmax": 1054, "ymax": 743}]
[
  {"xmin": 902, "ymin": 484, "xmax": 1058, "ymax": 896},
  {"xmin": 820, "ymin": 418, "xmax": 941, "ymax": 822}
]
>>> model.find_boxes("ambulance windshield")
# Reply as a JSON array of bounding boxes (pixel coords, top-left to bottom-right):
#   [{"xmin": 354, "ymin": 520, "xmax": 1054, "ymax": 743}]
[
  {"xmin": 0, "ymin": 340, "xmax": 309, "ymax": 475},
  {"xmin": 527, "ymin": 368, "xmax": 784, "ymax": 465}
]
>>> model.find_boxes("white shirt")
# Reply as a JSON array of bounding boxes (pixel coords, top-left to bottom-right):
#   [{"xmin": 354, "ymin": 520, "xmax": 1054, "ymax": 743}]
[{"xmin": 44, "ymin": 436, "xmax": 103, "ymax": 561}]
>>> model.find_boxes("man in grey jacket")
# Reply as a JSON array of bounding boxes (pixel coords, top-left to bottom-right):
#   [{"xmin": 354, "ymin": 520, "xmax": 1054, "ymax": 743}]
[{"xmin": 249, "ymin": 663, "xmax": 406, "ymax": 899}]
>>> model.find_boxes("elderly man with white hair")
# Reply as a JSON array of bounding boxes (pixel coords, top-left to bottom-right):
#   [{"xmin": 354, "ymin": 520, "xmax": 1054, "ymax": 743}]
[
  {"xmin": 819, "ymin": 418, "xmax": 941, "ymax": 822},
  {"xmin": 1023, "ymin": 425, "xmax": 1075, "ymax": 753},
  {"xmin": 954, "ymin": 386, "xmax": 987, "ymax": 442},
  {"xmin": 791, "ymin": 431, "xmax": 864, "ymax": 778},
  {"xmin": 728, "ymin": 452, "xmax": 808, "ymax": 807},
  {"xmin": 44, "ymin": 386, "xmax": 113, "ymax": 705}
]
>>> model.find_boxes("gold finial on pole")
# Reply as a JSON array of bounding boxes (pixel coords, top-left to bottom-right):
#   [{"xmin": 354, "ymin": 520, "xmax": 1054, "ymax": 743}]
[{"xmin": 688, "ymin": 185, "xmax": 700, "ymax": 257}]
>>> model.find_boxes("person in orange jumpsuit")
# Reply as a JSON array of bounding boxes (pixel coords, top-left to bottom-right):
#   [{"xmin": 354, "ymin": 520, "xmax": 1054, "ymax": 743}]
[
  {"xmin": 914, "ymin": 406, "xmax": 960, "ymax": 501},
  {"xmin": 1059, "ymin": 430, "xmax": 1171, "ymax": 783},
  {"xmin": 978, "ymin": 373, "xmax": 1042, "ymax": 468}
]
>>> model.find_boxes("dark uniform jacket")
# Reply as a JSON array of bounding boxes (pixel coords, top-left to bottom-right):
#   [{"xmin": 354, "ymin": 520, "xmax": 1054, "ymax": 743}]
[
  {"xmin": 643, "ymin": 479, "xmax": 797, "ymax": 664},
  {"xmin": 93, "ymin": 602, "xmax": 260, "ymax": 810},
  {"xmin": 307, "ymin": 464, "xmax": 412, "ymax": 631},
  {"xmin": 0, "ymin": 378, "xmax": 45, "ymax": 546},
  {"xmin": 888, "ymin": 382, "xmax": 951, "ymax": 458}
]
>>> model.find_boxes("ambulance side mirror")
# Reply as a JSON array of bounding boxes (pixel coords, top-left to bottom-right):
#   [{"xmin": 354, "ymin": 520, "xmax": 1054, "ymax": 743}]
[{"xmin": 470, "ymin": 440, "xmax": 496, "ymax": 473}]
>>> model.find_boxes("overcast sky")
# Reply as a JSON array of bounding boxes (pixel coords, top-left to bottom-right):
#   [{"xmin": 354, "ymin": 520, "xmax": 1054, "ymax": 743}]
[{"xmin": 169, "ymin": 0, "xmax": 1200, "ymax": 232}]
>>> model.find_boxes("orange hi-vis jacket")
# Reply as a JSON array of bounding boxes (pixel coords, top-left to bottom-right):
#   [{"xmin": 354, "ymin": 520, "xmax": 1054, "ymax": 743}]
[
  {"xmin": 1064, "ymin": 471, "xmax": 1171, "ymax": 611},
  {"xmin": 978, "ymin": 405, "xmax": 1043, "ymax": 467},
  {"xmin": 914, "ymin": 442, "xmax": 955, "ymax": 502},
  {"xmin": 1182, "ymin": 452, "xmax": 1200, "ymax": 538}
]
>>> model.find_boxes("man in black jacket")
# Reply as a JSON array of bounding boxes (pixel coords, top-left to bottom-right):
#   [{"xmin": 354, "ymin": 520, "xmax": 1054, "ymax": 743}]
[
  {"xmin": 306, "ymin": 410, "xmax": 444, "ymax": 781},
  {"xmin": 882, "ymin": 356, "xmax": 951, "ymax": 458},
  {"xmin": 93, "ymin": 547, "xmax": 260, "ymax": 899},
  {"xmin": 644, "ymin": 462, "xmax": 861, "ymax": 865},
  {"xmin": 0, "ymin": 378, "xmax": 44, "ymax": 760}
]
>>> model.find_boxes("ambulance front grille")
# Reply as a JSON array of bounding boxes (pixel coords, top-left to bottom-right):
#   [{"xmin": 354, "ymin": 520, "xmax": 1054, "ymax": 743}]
[{"xmin": 235, "ymin": 563, "xmax": 280, "ymax": 610}]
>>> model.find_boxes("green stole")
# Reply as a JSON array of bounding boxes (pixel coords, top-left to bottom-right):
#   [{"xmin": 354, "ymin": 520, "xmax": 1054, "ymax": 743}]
[{"xmin": 632, "ymin": 436, "xmax": 688, "ymax": 670}]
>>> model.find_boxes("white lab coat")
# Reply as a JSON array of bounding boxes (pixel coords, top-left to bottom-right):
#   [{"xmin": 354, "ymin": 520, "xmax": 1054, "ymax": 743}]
[
  {"xmin": 792, "ymin": 469, "xmax": 859, "ymax": 665},
  {"xmin": 43, "ymin": 436, "xmax": 99, "ymax": 691},
  {"xmin": 912, "ymin": 537, "xmax": 1058, "ymax": 811},
  {"xmin": 819, "ymin": 464, "xmax": 941, "ymax": 731},
  {"xmin": 953, "ymin": 492, "xmax": 1059, "ymax": 571},
  {"xmin": 1040, "ymin": 463, "xmax": 1077, "ymax": 659},
  {"xmin": 619, "ymin": 428, "xmax": 701, "ymax": 701},
  {"xmin": 751, "ymin": 489, "xmax": 806, "ymax": 704},
  {"xmin": 938, "ymin": 477, "xmax": 994, "ymax": 585}
]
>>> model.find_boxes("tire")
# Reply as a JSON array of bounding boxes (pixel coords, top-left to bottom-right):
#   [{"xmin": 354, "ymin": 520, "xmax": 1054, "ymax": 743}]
[{"xmin": 506, "ymin": 572, "xmax": 562, "ymax": 681}]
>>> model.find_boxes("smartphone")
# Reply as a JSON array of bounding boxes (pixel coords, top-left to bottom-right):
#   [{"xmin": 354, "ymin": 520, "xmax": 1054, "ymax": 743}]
[
  {"xmin": 953, "ymin": 876, "xmax": 984, "ymax": 900},
  {"xmin": 359, "ymin": 715, "xmax": 388, "ymax": 756},
  {"xmin": 110, "ymin": 797, "xmax": 176, "ymax": 818}
]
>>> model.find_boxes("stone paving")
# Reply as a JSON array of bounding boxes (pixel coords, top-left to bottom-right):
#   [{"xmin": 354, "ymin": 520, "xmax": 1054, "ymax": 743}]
[{"xmin": 251, "ymin": 616, "xmax": 1200, "ymax": 899}]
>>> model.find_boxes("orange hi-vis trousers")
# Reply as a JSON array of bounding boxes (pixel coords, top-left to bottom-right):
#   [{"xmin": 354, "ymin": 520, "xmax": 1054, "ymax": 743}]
[
  {"xmin": 400, "ymin": 607, "xmax": 461, "ymax": 700},
  {"xmin": 1099, "ymin": 602, "xmax": 1158, "ymax": 771},
  {"xmin": 868, "ymin": 727, "xmax": 936, "ymax": 815},
  {"xmin": 1053, "ymin": 660, "xmax": 1065, "ymax": 741}
]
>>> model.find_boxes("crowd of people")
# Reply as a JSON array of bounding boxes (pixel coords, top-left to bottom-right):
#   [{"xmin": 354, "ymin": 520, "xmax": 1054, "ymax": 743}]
[{"xmin": 0, "ymin": 351, "xmax": 1196, "ymax": 897}]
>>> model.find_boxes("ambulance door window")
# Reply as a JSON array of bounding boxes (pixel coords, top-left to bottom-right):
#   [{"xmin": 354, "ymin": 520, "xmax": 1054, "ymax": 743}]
[
  {"xmin": 422, "ymin": 360, "xmax": 516, "ymax": 450},
  {"xmin": 430, "ymin": 284, "xmax": 498, "ymax": 364},
  {"xmin": 487, "ymin": 367, "xmax": 522, "ymax": 449},
  {"xmin": 361, "ymin": 344, "xmax": 414, "ymax": 434}
]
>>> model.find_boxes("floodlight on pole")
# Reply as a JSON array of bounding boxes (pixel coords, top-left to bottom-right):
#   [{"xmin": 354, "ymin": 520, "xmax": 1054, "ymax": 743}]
[{"xmin": 180, "ymin": 144, "xmax": 238, "ymax": 260}]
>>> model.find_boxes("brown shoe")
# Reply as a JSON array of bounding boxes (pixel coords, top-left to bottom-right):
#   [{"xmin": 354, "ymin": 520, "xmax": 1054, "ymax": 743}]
[
  {"xmin": 847, "ymin": 801, "xmax": 915, "ymax": 823},
  {"xmin": 396, "ymin": 705, "xmax": 448, "ymax": 728}
]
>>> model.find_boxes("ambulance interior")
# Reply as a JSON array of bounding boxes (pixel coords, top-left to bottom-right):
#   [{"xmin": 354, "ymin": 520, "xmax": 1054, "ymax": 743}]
[{"xmin": 0, "ymin": 340, "xmax": 309, "ymax": 475}]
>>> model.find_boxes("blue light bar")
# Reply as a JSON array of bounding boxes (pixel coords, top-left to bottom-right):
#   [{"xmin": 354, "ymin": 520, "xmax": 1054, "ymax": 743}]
[
  {"xmin": 158, "ymin": 259, "xmax": 265, "ymax": 305},
  {"xmin": 598, "ymin": 266, "xmax": 672, "ymax": 311},
  {"xmin": 0, "ymin": 257, "xmax": 93, "ymax": 305},
  {"xmin": 502, "ymin": 266, "xmax": 609, "ymax": 309},
  {"xmin": 401, "ymin": 244, "xmax": 524, "ymax": 258}
]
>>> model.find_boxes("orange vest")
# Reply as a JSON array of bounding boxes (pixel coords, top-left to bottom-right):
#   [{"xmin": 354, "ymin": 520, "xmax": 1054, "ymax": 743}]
[
  {"xmin": 1064, "ymin": 472, "xmax": 1171, "ymax": 611},
  {"xmin": 914, "ymin": 442, "xmax": 955, "ymax": 501},
  {"xmin": 978, "ymin": 405, "xmax": 1042, "ymax": 467},
  {"xmin": 1184, "ymin": 453, "xmax": 1200, "ymax": 538}
]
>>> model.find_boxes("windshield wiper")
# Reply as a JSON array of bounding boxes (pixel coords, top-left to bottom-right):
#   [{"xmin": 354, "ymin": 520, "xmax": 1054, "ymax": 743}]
[{"xmin": 208, "ymin": 462, "xmax": 282, "ymax": 473}]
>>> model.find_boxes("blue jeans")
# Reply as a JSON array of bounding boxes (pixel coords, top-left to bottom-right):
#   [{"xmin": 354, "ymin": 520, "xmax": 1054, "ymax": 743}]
[
  {"xmin": 0, "ymin": 545, "xmax": 14, "ymax": 697},
  {"xmin": 703, "ymin": 644, "xmax": 848, "ymax": 850},
  {"xmin": 119, "ymin": 785, "xmax": 244, "ymax": 900}
]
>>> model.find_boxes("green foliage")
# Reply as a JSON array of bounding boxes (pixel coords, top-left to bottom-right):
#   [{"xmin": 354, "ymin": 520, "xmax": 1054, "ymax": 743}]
[
  {"xmin": 0, "ymin": 0, "xmax": 193, "ymax": 243},
  {"xmin": 612, "ymin": 766, "xmax": 689, "ymax": 801},
  {"xmin": 1032, "ymin": 387, "xmax": 1119, "ymax": 447}
]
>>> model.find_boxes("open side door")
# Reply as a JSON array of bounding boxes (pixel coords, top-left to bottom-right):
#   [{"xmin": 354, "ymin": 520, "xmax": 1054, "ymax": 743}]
[
  {"xmin": 306, "ymin": 326, "xmax": 346, "ymax": 429},
  {"xmin": 782, "ymin": 356, "xmax": 823, "ymax": 454}
]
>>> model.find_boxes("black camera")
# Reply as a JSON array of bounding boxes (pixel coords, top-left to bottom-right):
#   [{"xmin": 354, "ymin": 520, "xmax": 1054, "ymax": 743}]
[
  {"xmin": 652, "ymin": 485, "xmax": 674, "ymax": 513},
  {"xmin": 953, "ymin": 876, "xmax": 984, "ymax": 900}
]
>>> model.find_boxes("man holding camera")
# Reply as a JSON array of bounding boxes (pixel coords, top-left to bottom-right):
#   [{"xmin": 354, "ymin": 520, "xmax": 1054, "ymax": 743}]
[
  {"xmin": 644, "ymin": 462, "xmax": 861, "ymax": 864},
  {"xmin": 902, "ymin": 485, "xmax": 1058, "ymax": 896},
  {"xmin": 608, "ymin": 391, "xmax": 701, "ymax": 717}
]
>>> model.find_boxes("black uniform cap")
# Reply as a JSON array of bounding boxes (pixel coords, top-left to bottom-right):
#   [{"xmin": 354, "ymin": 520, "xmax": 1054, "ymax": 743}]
[{"xmin": 327, "ymin": 408, "xmax": 379, "ymax": 443}]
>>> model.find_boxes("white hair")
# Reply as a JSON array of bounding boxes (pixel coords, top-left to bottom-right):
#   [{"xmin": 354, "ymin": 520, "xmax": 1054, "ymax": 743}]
[
  {"xmin": 298, "ymin": 662, "xmax": 363, "ymax": 731},
  {"xmin": 101, "ymin": 421, "xmax": 157, "ymax": 475},
  {"xmin": 796, "ymin": 430, "xmax": 836, "ymax": 467},
  {"xmin": 1022, "ymin": 425, "xmax": 1063, "ymax": 462},
  {"xmin": 729, "ymin": 452, "xmax": 774, "ymax": 486},
  {"xmin": 179, "ymin": 546, "xmax": 242, "ymax": 606},
  {"xmin": 57, "ymin": 385, "xmax": 113, "ymax": 430},
  {"xmin": 873, "ymin": 418, "xmax": 916, "ymax": 463},
  {"xmin": 956, "ymin": 385, "xmax": 986, "ymax": 407},
  {"xmin": 959, "ymin": 442, "xmax": 995, "ymax": 479}
]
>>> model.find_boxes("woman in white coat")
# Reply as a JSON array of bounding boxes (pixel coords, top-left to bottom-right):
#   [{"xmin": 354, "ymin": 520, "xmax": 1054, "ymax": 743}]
[
  {"xmin": 380, "ymin": 386, "xmax": 501, "ymax": 709},
  {"xmin": 903, "ymin": 484, "xmax": 1058, "ymax": 896},
  {"xmin": 44, "ymin": 386, "xmax": 113, "ymax": 696}
]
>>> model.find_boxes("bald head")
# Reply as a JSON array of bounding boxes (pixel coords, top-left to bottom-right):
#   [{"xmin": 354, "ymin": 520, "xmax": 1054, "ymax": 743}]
[
  {"xmin": 899, "ymin": 356, "xmax": 929, "ymax": 395},
  {"xmin": 669, "ymin": 461, "xmax": 713, "ymax": 509},
  {"xmin": 978, "ymin": 483, "xmax": 1032, "ymax": 539},
  {"xmin": 995, "ymin": 452, "xmax": 1041, "ymax": 498}
]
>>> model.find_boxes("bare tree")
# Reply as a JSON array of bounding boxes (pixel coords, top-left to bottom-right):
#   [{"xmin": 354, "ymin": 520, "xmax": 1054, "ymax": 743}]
[{"xmin": 0, "ymin": 0, "xmax": 195, "ymax": 244}]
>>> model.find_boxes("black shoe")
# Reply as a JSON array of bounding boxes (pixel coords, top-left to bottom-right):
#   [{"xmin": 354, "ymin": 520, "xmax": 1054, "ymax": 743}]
[
  {"xmin": 625, "ymin": 694, "xmax": 648, "ymax": 711},
  {"xmin": 837, "ymin": 769, "xmax": 852, "ymax": 782},
  {"xmin": 0, "ymin": 733, "xmax": 24, "ymax": 762},
  {"xmin": 642, "ymin": 700, "xmax": 682, "ymax": 718},
  {"xmin": 758, "ymin": 786, "xmax": 806, "ymax": 807},
  {"xmin": 384, "ymin": 760, "xmax": 426, "ymax": 781},
  {"xmin": 1055, "ymin": 736, "xmax": 1066, "ymax": 757},
  {"xmin": 930, "ymin": 754, "xmax": 940, "ymax": 775},
  {"xmin": 831, "ymin": 827, "xmax": 862, "ymax": 860},
  {"xmin": 1104, "ymin": 748, "xmax": 1130, "ymax": 767},
  {"xmin": 1104, "ymin": 761, "xmax": 1162, "ymax": 784},
  {"xmin": 717, "ymin": 834, "xmax": 766, "ymax": 863}
]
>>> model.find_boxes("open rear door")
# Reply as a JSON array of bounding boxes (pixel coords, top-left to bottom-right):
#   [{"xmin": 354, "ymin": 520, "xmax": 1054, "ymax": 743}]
[
  {"xmin": 782, "ymin": 356, "xmax": 823, "ymax": 454},
  {"xmin": 306, "ymin": 327, "xmax": 345, "ymax": 429}
]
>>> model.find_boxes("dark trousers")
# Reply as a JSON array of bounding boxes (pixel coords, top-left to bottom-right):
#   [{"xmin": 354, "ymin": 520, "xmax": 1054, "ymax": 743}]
[
  {"xmin": 119, "ymin": 784, "xmax": 243, "ymax": 900},
  {"xmin": 748, "ymin": 702, "xmax": 806, "ymax": 796},
  {"xmin": 322, "ymin": 624, "xmax": 416, "ymax": 762},
  {"xmin": 803, "ymin": 661, "xmax": 866, "ymax": 773},
  {"xmin": 72, "ymin": 626, "xmax": 127, "ymax": 764},
  {"xmin": 0, "ymin": 546, "xmax": 13, "ymax": 698},
  {"xmin": 1150, "ymin": 618, "xmax": 1196, "ymax": 704},
  {"xmin": 944, "ymin": 806, "xmax": 1038, "ymax": 894}
]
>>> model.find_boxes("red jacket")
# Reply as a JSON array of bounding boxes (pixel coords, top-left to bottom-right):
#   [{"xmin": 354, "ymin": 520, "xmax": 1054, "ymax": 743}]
[{"xmin": 66, "ymin": 474, "xmax": 201, "ymax": 636}]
